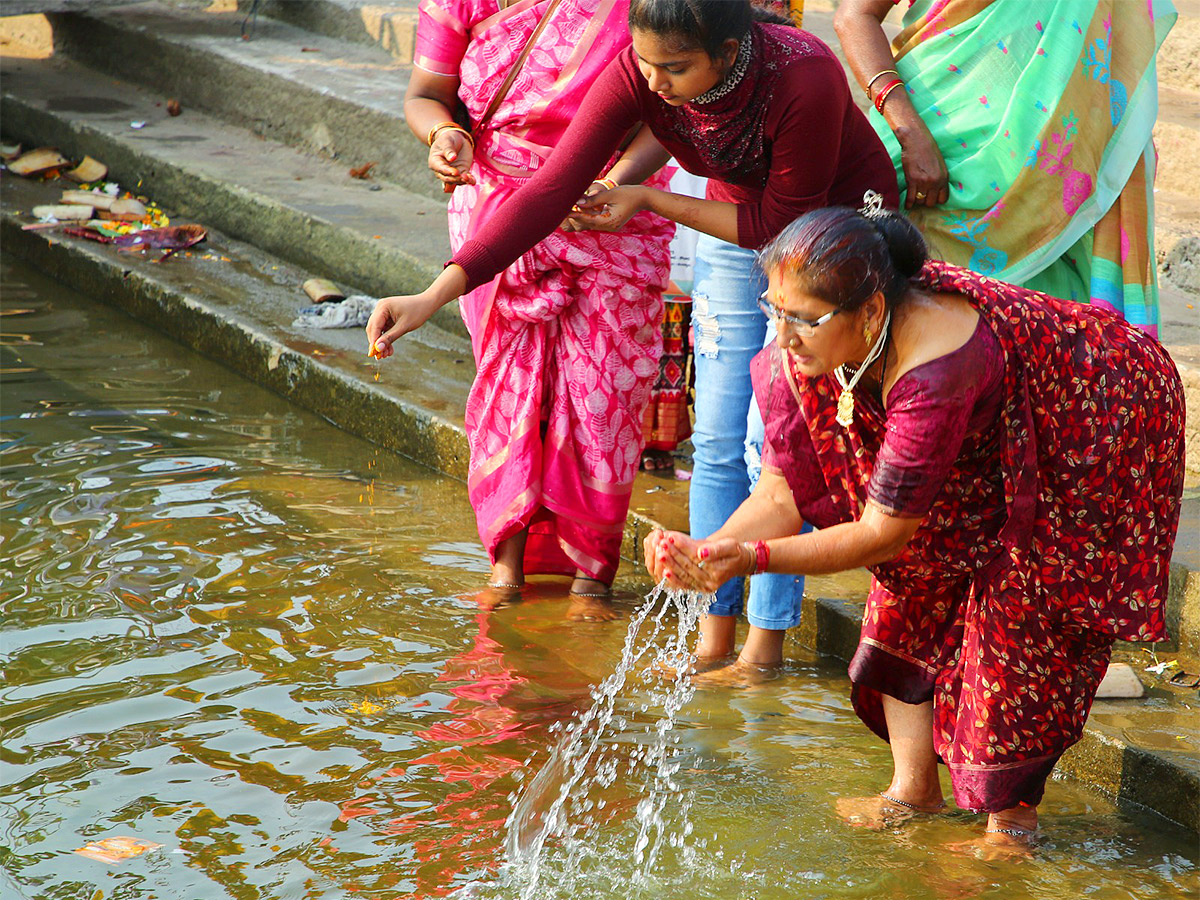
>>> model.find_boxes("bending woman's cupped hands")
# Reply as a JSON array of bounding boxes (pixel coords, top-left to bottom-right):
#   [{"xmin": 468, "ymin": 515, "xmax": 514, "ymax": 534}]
[{"xmin": 644, "ymin": 529, "xmax": 752, "ymax": 593}]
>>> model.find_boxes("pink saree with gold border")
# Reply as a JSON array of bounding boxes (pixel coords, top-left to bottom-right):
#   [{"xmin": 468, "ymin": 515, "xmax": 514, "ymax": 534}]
[{"xmin": 416, "ymin": 0, "xmax": 674, "ymax": 580}]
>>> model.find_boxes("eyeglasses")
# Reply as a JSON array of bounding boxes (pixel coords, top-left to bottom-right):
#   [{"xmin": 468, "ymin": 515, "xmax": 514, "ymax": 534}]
[{"xmin": 757, "ymin": 291, "xmax": 841, "ymax": 337}]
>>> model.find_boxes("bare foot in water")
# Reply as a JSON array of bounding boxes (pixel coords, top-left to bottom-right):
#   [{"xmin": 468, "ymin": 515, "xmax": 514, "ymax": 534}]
[
  {"xmin": 689, "ymin": 657, "xmax": 782, "ymax": 689},
  {"xmin": 945, "ymin": 829, "xmax": 1037, "ymax": 860},
  {"xmin": 649, "ymin": 652, "xmax": 735, "ymax": 681},
  {"xmin": 566, "ymin": 593, "xmax": 620, "ymax": 622},
  {"xmin": 836, "ymin": 793, "xmax": 946, "ymax": 829},
  {"xmin": 946, "ymin": 808, "xmax": 1037, "ymax": 858},
  {"xmin": 566, "ymin": 577, "xmax": 619, "ymax": 622},
  {"xmin": 475, "ymin": 582, "xmax": 522, "ymax": 610},
  {"xmin": 639, "ymin": 448, "xmax": 675, "ymax": 475}
]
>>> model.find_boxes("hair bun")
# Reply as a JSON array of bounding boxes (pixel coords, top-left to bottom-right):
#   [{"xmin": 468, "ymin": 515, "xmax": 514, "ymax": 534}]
[{"xmin": 874, "ymin": 213, "xmax": 927, "ymax": 279}]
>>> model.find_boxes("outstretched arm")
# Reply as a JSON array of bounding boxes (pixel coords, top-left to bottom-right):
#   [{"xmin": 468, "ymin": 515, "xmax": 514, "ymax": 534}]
[
  {"xmin": 365, "ymin": 264, "xmax": 468, "ymax": 357},
  {"xmin": 369, "ymin": 56, "xmax": 643, "ymax": 355}
]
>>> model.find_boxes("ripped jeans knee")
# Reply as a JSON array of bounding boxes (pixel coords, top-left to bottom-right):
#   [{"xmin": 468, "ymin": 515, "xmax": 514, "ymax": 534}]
[{"xmin": 692, "ymin": 291, "xmax": 722, "ymax": 359}]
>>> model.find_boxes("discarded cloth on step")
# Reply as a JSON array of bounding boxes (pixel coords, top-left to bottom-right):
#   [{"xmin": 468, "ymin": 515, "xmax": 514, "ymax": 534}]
[{"xmin": 292, "ymin": 294, "xmax": 375, "ymax": 329}]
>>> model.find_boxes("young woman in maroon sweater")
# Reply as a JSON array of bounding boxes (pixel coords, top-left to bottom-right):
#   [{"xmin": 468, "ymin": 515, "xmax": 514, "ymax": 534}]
[{"xmin": 368, "ymin": 0, "xmax": 897, "ymax": 666}]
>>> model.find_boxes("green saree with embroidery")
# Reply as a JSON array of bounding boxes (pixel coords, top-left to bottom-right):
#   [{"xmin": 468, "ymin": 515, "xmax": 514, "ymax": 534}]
[{"xmin": 872, "ymin": 0, "xmax": 1177, "ymax": 335}]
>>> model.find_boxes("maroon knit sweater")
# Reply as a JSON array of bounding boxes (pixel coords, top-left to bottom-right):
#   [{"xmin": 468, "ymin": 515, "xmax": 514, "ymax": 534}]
[{"xmin": 453, "ymin": 24, "xmax": 899, "ymax": 291}]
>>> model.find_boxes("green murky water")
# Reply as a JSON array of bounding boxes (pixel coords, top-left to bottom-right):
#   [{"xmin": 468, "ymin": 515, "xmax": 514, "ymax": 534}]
[{"xmin": 1, "ymin": 255, "xmax": 1195, "ymax": 900}]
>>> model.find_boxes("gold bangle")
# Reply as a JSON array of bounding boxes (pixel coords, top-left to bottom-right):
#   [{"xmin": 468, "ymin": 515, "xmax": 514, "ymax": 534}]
[
  {"xmin": 593, "ymin": 177, "xmax": 619, "ymax": 191},
  {"xmin": 865, "ymin": 68, "xmax": 900, "ymax": 101},
  {"xmin": 427, "ymin": 121, "xmax": 474, "ymax": 149},
  {"xmin": 740, "ymin": 542, "xmax": 756, "ymax": 577}
]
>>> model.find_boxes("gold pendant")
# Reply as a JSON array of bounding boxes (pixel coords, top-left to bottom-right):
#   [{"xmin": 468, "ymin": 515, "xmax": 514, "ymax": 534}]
[{"xmin": 836, "ymin": 388, "xmax": 855, "ymax": 427}]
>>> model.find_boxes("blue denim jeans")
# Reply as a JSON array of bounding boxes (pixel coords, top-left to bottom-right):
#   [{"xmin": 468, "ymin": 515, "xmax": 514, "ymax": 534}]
[{"xmin": 690, "ymin": 233, "xmax": 805, "ymax": 630}]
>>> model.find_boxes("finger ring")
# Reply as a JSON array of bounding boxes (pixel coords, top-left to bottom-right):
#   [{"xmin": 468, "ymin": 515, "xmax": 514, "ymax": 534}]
[
  {"xmin": 696, "ymin": 559, "xmax": 706, "ymax": 570},
  {"xmin": 914, "ymin": 191, "xmax": 927, "ymax": 200}
]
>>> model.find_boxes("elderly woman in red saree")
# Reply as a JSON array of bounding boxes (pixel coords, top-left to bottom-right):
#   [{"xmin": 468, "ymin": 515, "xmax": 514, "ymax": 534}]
[
  {"xmin": 646, "ymin": 204, "xmax": 1184, "ymax": 846},
  {"xmin": 405, "ymin": 0, "xmax": 674, "ymax": 618}
]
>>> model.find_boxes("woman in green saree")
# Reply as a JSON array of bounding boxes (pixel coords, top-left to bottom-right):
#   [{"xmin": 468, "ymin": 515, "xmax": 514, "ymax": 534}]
[{"xmin": 835, "ymin": 0, "xmax": 1177, "ymax": 336}]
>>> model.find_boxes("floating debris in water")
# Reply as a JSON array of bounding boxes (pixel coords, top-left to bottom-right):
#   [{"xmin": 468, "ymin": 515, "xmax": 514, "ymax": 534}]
[
  {"xmin": 74, "ymin": 836, "xmax": 162, "ymax": 865},
  {"xmin": 346, "ymin": 698, "xmax": 385, "ymax": 715}
]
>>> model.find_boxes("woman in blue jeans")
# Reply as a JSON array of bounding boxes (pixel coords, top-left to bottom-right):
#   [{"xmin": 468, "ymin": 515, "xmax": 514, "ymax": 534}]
[{"xmin": 688, "ymin": 234, "xmax": 809, "ymax": 678}]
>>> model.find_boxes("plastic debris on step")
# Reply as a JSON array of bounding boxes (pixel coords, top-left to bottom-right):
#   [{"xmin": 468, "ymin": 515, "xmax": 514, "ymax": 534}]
[
  {"xmin": 1168, "ymin": 671, "xmax": 1200, "ymax": 690},
  {"xmin": 349, "ymin": 161, "xmax": 378, "ymax": 180},
  {"xmin": 293, "ymin": 295, "xmax": 377, "ymax": 329},
  {"xmin": 1145, "ymin": 658, "xmax": 1178, "ymax": 676}
]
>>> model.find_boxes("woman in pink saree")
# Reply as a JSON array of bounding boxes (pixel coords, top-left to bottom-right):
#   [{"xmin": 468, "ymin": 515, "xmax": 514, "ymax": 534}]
[{"xmin": 405, "ymin": 0, "xmax": 674, "ymax": 617}]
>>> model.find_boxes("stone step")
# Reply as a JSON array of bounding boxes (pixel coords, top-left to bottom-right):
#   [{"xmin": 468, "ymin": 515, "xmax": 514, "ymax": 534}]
[
  {"xmin": 37, "ymin": 1, "xmax": 1200, "ymax": 332},
  {"xmin": 0, "ymin": 51, "xmax": 472, "ymax": 339},
  {"xmin": 4, "ymin": 173, "xmax": 1196, "ymax": 833},
  {"xmin": 0, "ymin": 168, "xmax": 688, "ymax": 552},
  {"xmin": 244, "ymin": 0, "xmax": 420, "ymax": 60},
  {"xmin": 44, "ymin": 0, "xmax": 443, "ymax": 200}
]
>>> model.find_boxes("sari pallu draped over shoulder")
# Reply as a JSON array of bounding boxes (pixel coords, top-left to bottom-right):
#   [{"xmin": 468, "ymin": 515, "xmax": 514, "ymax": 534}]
[
  {"xmin": 872, "ymin": 0, "xmax": 1177, "ymax": 335},
  {"xmin": 417, "ymin": 0, "xmax": 674, "ymax": 580},
  {"xmin": 753, "ymin": 261, "xmax": 1184, "ymax": 812}
]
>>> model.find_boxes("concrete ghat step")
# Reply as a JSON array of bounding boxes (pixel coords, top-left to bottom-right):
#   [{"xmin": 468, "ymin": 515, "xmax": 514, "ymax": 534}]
[
  {"xmin": 44, "ymin": 0, "xmax": 445, "ymax": 200},
  {"xmin": 35, "ymin": 3, "xmax": 1200, "ymax": 363},
  {"xmin": 0, "ymin": 52, "xmax": 471, "ymax": 338},
  {"xmin": 244, "ymin": 0, "xmax": 421, "ymax": 60}
]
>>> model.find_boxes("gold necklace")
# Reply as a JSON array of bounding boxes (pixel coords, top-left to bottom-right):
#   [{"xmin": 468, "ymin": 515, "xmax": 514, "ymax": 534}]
[{"xmin": 833, "ymin": 310, "xmax": 891, "ymax": 427}]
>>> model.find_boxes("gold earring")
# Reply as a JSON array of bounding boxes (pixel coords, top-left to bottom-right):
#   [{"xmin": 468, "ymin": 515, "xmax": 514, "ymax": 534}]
[{"xmin": 864, "ymin": 325, "xmax": 873, "ymax": 345}]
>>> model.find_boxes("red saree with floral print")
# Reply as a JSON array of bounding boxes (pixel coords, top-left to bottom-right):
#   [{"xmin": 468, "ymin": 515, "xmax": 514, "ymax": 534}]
[{"xmin": 754, "ymin": 260, "xmax": 1184, "ymax": 812}]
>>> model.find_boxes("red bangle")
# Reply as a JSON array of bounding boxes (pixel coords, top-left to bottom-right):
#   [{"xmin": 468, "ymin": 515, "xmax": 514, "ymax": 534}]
[
  {"xmin": 753, "ymin": 540, "xmax": 770, "ymax": 574},
  {"xmin": 873, "ymin": 78, "xmax": 905, "ymax": 114}
]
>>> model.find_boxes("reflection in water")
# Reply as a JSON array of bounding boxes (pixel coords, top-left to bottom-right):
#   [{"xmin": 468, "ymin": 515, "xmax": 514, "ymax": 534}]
[{"xmin": 1, "ymin": 255, "xmax": 1196, "ymax": 900}]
